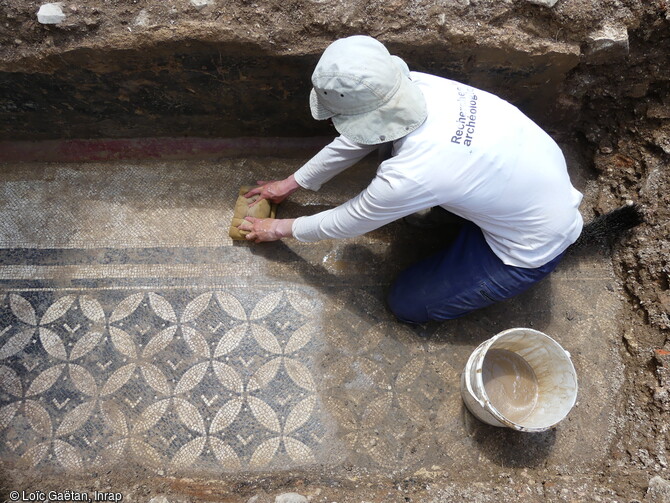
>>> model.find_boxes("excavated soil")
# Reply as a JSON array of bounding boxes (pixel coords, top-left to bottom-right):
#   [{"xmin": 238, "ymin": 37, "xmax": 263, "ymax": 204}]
[{"xmin": 1, "ymin": 0, "xmax": 669, "ymax": 501}]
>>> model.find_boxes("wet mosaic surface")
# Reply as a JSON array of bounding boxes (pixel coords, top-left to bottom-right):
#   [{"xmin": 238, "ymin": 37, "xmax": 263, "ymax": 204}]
[
  {"xmin": 0, "ymin": 157, "xmax": 625, "ymax": 478},
  {"xmin": 0, "ymin": 288, "xmax": 333, "ymax": 473}
]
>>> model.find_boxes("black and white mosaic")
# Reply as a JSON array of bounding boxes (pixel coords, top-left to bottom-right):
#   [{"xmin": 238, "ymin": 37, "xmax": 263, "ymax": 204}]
[
  {"xmin": 0, "ymin": 288, "xmax": 328, "ymax": 473},
  {"xmin": 0, "ymin": 158, "xmax": 629, "ymax": 478}
]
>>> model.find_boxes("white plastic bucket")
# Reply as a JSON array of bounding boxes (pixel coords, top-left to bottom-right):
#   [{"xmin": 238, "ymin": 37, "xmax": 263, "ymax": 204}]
[{"xmin": 460, "ymin": 327, "xmax": 578, "ymax": 432}]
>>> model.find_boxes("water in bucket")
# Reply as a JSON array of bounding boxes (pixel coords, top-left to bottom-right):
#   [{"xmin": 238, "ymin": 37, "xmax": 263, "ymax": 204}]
[
  {"xmin": 482, "ymin": 348, "xmax": 539, "ymax": 423},
  {"xmin": 461, "ymin": 328, "xmax": 578, "ymax": 432}
]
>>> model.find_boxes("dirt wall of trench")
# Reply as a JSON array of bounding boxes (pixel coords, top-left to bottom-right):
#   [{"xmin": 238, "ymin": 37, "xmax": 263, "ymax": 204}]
[
  {"xmin": 0, "ymin": 1, "xmax": 659, "ymax": 141},
  {"xmin": 0, "ymin": 35, "xmax": 582, "ymax": 141}
]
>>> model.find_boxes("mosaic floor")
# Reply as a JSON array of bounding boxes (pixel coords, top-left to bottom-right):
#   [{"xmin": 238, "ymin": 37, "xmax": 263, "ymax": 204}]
[{"xmin": 0, "ymin": 156, "xmax": 626, "ymax": 479}]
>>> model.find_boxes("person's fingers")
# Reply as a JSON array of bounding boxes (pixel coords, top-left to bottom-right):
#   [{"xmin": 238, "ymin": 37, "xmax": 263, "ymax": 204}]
[
  {"xmin": 245, "ymin": 232, "xmax": 256, "ymax": 241},
  {"xmin": 238, "ymin": 217, "xmax": 255, "ymax": 231},
  {"xmin": 245, "ymin": 181, "xmax": 273, "ymax": 198},
  {"xmin": 250, "ymin": 188, "xmax": 278, "ymax": 207},
  {"xmin": 245, "ymin": 180, "xmax": 285, "ymax": 207},
  {"xmin": 243, "ymin": 187, "xmax": 262, "ymax": 198}
]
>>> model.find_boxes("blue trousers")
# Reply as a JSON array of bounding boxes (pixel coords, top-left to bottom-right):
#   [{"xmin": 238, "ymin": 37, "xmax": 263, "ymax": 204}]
[{"xmin": 387, "ymin": 222, "xmax": 564, "ymax": 323}]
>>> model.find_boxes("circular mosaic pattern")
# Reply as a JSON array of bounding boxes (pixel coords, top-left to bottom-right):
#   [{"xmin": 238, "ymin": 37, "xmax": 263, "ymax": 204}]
[{"xmin": 0, "ymin": 289, "xmax": 325, "ymax": 473}]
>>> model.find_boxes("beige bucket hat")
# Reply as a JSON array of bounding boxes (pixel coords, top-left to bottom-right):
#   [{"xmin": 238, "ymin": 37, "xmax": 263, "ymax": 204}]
[{"xmin": 309, "ymin": 35, "xmax": 427, "ymax": 145}]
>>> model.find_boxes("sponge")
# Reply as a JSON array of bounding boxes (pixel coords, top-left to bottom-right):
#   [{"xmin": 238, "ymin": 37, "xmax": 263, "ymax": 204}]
[{"xmin": 228, "ymin": 186, "xmax": 278, "ymax": 240}]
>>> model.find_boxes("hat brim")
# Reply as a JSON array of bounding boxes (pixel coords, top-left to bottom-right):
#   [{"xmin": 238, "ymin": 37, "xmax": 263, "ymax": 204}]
[
  {"xmin": 309, "ymin": 87, "xmax": 336, "ymax": 121},
  {"xmin": 309, "ymin": 70, "xmax": 427, "ymax": 145},
  {"xmin": 331, "ymin": 74, "xmax": 427, "ymax": 145}
]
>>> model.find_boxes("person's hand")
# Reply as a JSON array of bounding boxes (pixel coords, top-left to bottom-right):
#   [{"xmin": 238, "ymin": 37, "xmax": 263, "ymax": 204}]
[
  {"xmin": 244, "ymin": 175, "xmax": 300, "ymax": 207},
  {"xmin": 237, "ymin": 217, "xmax": 295, "ymax": 243}
]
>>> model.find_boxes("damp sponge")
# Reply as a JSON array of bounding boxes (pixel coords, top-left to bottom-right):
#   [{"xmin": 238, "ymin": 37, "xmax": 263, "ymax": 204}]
[{"xmin": 228, "ymin": 186, "xmax": 278, "ymax": 240}]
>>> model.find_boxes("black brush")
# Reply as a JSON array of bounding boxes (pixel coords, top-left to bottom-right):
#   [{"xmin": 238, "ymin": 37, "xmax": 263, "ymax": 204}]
[{"xmin": 572, "ymin": 202, "xmax": 644, "ymax": 248}]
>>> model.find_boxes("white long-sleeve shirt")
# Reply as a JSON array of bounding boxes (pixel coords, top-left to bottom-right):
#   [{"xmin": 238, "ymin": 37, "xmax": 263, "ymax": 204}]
[{"xmin": 292, "ymin": 72, "xmax": 583, "ymax": 268}]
